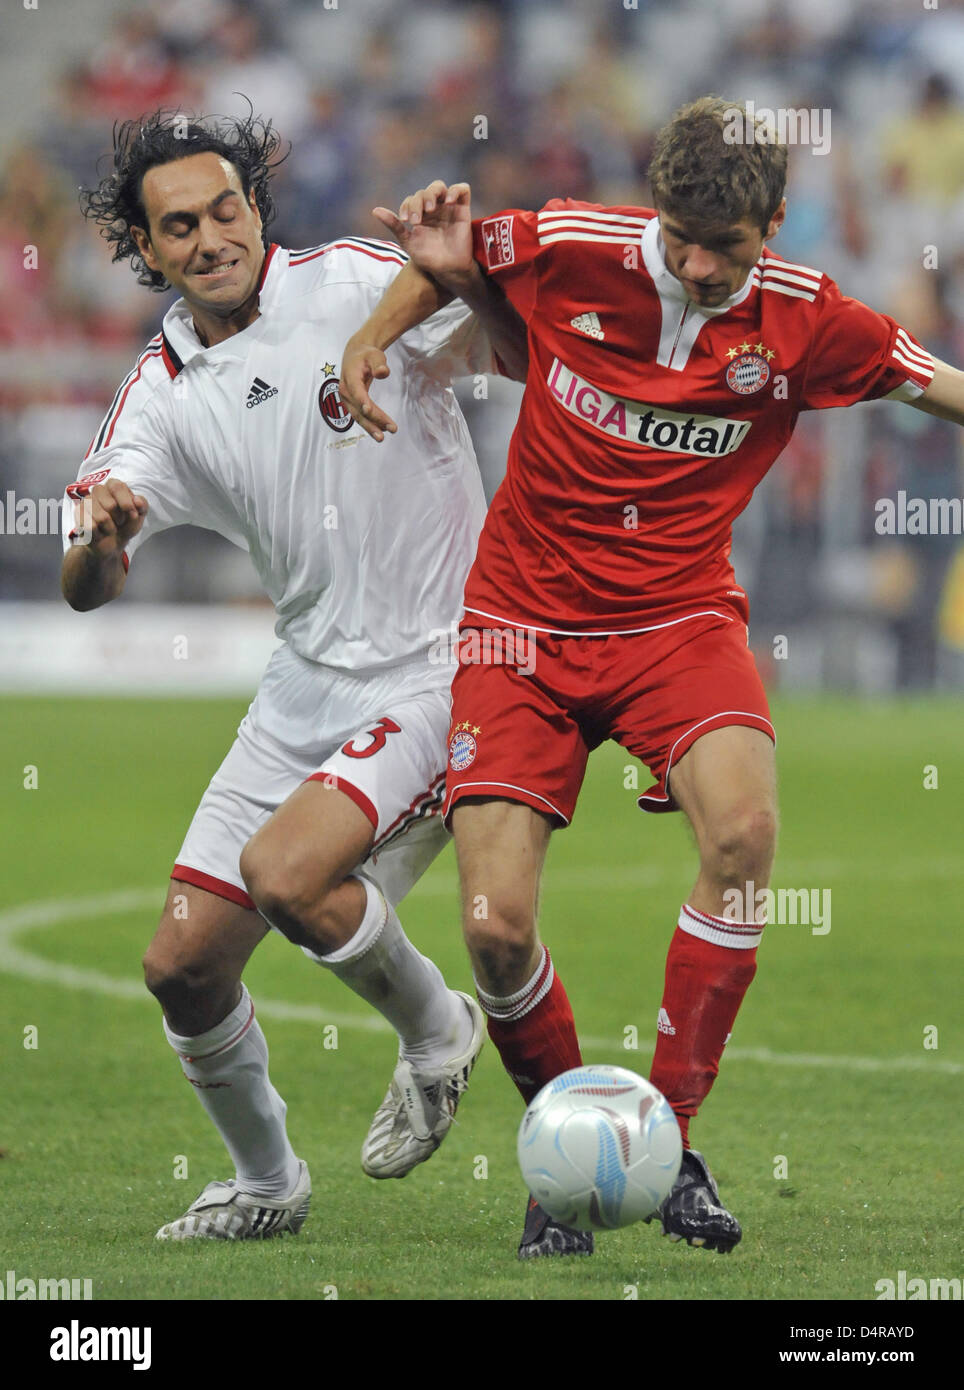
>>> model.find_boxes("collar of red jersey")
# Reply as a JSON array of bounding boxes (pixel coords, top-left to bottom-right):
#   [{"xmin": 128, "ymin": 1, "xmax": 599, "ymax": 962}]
[
  {"xmin": 162, "ymin": 242, "xmax": 285, "ymax": 363},
  {"xmin": 641, "ymin": 217, "xmax": 760, "ymax": 316}
]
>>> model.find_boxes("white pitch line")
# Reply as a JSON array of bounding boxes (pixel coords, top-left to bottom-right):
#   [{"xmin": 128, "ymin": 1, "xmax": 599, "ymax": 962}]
[
  {"xmin": 0, "ymin": 889, "xmax": 960, "ymax": 1075},
  {"xmin": 0, "ymin": 888, "xmax": 387, "ymax": 1033}
]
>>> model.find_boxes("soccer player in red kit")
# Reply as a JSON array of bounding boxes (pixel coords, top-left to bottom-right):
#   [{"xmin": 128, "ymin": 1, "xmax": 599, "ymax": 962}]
[{"xmin": 341, "ymin": 97, "xmax": 964, "ymax": 1258}]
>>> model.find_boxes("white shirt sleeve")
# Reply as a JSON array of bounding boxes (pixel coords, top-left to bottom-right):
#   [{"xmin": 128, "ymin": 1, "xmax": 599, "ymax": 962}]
[{"xmin": 62, "ymin": 371, "xmax": 194, "ymax": 565}]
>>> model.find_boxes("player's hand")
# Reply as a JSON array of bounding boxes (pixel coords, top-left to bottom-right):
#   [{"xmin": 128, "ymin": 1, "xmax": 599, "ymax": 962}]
[
  {"xmin": 339, "ymin": 342, "xmax": 397, "ymax": 443},
  {"xmin": 70, "ymin": 479, "xmax": 148, "ymax": 555},
  {"xmin": 373, "ymin": 180, "xmax": 475, "ymax": 283}
]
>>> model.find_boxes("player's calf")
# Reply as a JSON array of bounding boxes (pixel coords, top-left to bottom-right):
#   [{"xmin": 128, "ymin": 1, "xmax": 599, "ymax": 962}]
[{"xmin": 654, "ymin": 732, "xmax": 776, "ymax": 1147}]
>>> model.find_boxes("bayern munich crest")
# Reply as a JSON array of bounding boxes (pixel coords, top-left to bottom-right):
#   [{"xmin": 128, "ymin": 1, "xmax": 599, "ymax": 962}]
[
  {"xmin": 449, "ymin": 722, "xmax": 480, "ymax": 772},
  {"xmin": 318, "ymin": 363, "xmax": 353, "ymax": 432},
  {"xmin": 724, "ymin": 340, "xmax": 775, "ymax": 395}
]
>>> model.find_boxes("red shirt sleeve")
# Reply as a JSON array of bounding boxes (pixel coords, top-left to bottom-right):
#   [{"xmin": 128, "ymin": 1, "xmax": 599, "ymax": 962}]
[
  {"xmin": 471, "ymin": 206, "xmax": 546, "ymax": 324},
  {"xmin": 801, "ymin": 280, "xmax": 934, "ymax": 410}
]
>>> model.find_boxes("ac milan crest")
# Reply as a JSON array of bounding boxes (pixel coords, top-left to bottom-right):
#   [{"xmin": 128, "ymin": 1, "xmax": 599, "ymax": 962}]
[{"xmin": 318, "ymin": 363, "xmax": 353, "ymax": 433}]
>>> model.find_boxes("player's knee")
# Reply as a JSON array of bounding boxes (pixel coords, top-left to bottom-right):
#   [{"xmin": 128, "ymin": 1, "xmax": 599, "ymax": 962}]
[
  {"xmin": 463, "ymin": 900, "xmax": 537, "ymax": 991},
  {"xmin": 703, "ymin": 805, "xmax": 777, "ymax": 885},
  {"xmin": 143, "ymin": 926, "xmax": 220, "ymax": 1011},
  {"xmin": 239, "ymin": 839, "xmax": 336, "ymax": 945}
]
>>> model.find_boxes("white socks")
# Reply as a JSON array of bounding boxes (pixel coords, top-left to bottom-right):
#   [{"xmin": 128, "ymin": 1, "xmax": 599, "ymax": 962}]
[
  {"xmin": 164, "ymin": 879, "xmax": 471, "ymax": 1197},
  {"xmin": 164, "ymin": 985, "xmax": 301, "ymax": 1201},
  {"xmin": 305, "ymin": 874, "xmax": 473, "ymax": 1069}
]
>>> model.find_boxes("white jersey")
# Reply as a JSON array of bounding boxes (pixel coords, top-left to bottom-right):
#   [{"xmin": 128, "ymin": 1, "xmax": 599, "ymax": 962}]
[{"xmin": 62, "ymin": 238, "xmax": 492, "ymax": 673}]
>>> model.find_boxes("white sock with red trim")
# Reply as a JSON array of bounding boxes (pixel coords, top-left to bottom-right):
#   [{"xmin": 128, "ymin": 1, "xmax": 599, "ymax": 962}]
[
  {"xmin": 163, "ymin": 985, "xmax": 301, "ymax": 1200},
  {"xmin": 304, "ymin": 874, "xmax": 473, "ymax": 1068}
]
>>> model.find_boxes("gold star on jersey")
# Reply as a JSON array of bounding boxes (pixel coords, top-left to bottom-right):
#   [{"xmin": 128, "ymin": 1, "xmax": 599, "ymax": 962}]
[
  {"xmin": 449, "ymin": 722, "xmax": 480, "ymax": 772},
  {"xmin": 724, "ymin": 341, "xmax": 776, "ymax": 395}
]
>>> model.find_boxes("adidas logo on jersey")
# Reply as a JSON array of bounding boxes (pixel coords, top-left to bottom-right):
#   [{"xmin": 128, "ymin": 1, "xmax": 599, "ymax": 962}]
[
  {"xmin": 657, "ymin": 1008, "xmax": 676, "ymax": 1036},
  {"xmin": 246, "ymin": 377, "xmax": 278, "ymax": 408},
  {"xmin": 571, "ymin": 311, "xmax": 605, "ymax": 340}
]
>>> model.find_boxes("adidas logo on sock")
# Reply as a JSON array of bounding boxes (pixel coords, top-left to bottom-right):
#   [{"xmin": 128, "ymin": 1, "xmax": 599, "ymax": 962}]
[
  {"xmin": 570, "ymin": 311, "xmax": 605, "ymax": 340},
  {"xmin": 246, "ymin": 376, "xmax": 278, "ymax": 408},
  {"xmin": 657, "ymin": 1007, "xmax": 676, "ymax": 1036}
]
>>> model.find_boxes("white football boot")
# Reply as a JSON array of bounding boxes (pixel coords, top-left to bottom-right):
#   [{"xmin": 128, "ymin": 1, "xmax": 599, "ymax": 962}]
[
  {"xmin": 361, "ymin": 992, "xmax": 485, "ymax": 1178},
  {"xmin": 155, "ymin": 1160, "xmax": 311, "ymax": 1240}
]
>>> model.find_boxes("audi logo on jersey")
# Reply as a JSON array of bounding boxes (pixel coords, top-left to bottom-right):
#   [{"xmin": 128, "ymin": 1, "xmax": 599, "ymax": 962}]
[
  {"xmin": 65, "ymin": 467, "xmax": 112, "ymax": 499},
  {"xmin": 318, "ymin": 364, "xmax": 353, "ymax": 433},
  {"xmin": 481, "ymin": 215, "xmax": 515, "ymax": 269}
]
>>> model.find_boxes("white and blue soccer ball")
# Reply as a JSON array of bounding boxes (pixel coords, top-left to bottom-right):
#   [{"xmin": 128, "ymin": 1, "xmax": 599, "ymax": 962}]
[{"xmin": 517, "ymin": 1065, "xmax": 682, "ymax": 1230}]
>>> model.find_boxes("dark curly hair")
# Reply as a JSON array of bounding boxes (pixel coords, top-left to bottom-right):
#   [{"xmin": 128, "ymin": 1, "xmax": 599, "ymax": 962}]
[{"xmin": 80, "ymin": 104, "xmax": 289, "ymax": 291}]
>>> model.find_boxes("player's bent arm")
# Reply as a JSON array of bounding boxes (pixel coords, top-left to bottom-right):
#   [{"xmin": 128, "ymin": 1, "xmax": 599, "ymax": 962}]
[
  {"xmin": 353, "ymin": 261, "xmax": 453, "ymax": 356},
  {"xmin": 908, "ymin": 358, "xmax": 964, "ymax": 427},
  {"xmin": 61, "ymin": 479, "xmax": 148, "ymax": 612},
  {"xmin": 341, "ymin": 261, "xmax": 527, "ymax": 441},
  {"xmin": 436, "ymin": 260, "xmax": 529, "ymax": 384},
  {"xmin": 379, "ymin": 179, "xmax": 528, "ymax": 382},
  {"xmin": 340, "ymin": 262, "xmax": 450, "ymax": 440},
  {"xmin": 61, "ymin": 543, "xmax": 128, "ymax": 612}
]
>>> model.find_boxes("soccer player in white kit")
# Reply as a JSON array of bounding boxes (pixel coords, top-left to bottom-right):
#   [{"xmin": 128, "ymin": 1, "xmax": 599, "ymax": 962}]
[{"xmin": 61, "ymin": 109, "xmax": 527, "ymax": 1241}]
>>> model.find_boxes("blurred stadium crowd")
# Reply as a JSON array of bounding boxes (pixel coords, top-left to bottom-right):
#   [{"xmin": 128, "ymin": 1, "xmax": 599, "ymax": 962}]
[{"xmin": 2, "ymin": 0, "xmax": 964, "ymax": 690}]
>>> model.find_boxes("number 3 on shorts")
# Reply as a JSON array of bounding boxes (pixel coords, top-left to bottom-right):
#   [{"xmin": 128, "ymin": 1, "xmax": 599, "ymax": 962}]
[{"xmin": 340, "ymin": 716, "xmax": 402, "ymax": 759}]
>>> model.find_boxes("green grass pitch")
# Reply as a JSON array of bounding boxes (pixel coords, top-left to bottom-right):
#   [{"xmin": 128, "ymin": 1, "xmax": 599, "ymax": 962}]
[{"xmin": 0, "ymin": 694, "xmax": 960, "ymax": 1301}]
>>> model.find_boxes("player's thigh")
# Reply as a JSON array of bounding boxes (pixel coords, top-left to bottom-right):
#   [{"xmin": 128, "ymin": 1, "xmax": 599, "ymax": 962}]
[
  {"xmin": 240, "ymin": 779, "xmax": 376, "ymax": 908},
  {"xmin": 242, "ymin": 682, "xmax": 452, "ymax": 904},
  {"xmin": 144, "ymin": 879, "xmax": 267, "ymax": 994},
  {"xmin": 600, "ymin": 614, "xmax": 777, "ymax": 868},
  {"xmin": 172, "ymin": 697, "xmax": 313, "ymax": 911},
  {"xmin": 452, "ymin": 797, "xmax": 553, "ymax": 944},
  {"xmin": 669, "ymin": 724, "xmax": 779, "ymax": 865}
]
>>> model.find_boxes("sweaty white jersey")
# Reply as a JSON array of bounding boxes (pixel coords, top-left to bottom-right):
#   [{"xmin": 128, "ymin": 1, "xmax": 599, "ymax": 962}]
[{"xmin": 62, "ymin": 238, "xmax": 492, "ymax": 672}]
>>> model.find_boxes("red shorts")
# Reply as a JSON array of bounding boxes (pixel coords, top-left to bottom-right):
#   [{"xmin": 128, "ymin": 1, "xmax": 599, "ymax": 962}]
[{"xmin": 443, "ymin": 610, "xmax": 774, "ymax": 826}]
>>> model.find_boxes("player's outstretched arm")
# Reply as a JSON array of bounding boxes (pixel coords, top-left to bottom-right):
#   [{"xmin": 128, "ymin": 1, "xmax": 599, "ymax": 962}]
[
  {"xmin": 909, "ymin": 358, "xmax": 964, "ymax": 427},
  {"xmin": 373, "ymin": 180, "xmax": 476, "ymax": 283},
  {"xmin": 61, "ymin": 479, "xmax": 148, "ymax": 611},
  {"xmin": 340, "ymin": 181, "xmax": 528, "ymax": 441},
  {"xmin": 340, "ymin": 262, "xmax": 451, "ymax": 442},
  {"xmin": 376, "ymin": 180, "xmax": 528, "ymax": 384}
]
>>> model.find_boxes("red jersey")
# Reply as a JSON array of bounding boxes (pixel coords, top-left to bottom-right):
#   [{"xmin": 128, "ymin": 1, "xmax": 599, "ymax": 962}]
[{"xmin": 468, "ymin": 201, "xmax": 935, "ymax": 633}]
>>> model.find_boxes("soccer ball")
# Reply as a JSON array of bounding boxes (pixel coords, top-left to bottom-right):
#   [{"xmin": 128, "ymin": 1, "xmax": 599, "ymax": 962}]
[{"xmin": 517, "ymin": 1065, "xmax": 682, "ymax": 1230}]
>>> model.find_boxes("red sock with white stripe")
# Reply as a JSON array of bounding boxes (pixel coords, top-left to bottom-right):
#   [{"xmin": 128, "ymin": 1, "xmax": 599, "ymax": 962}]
[
  {"xmin": 475, "ymin": 947, "xmax": 582, "ymax": 1105},
  {"xmin": 164, "ymin": 984, "xmax": 301, "ymax": 1200},
  {"xmin": 649, "ymin": 903, "xmax": 762, "ymax": 1148}
]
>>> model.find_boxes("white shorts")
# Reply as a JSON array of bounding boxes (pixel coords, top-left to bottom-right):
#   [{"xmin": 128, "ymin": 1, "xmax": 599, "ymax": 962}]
[{"xmin": 172, "ymin": 644, "xmax": 452, "ymax": 910}]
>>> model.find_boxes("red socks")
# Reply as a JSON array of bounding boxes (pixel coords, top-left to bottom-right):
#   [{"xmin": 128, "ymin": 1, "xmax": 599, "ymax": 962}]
[
  {"xmin": 474, "ymin": 903, "xmax": 760, "ymax": 1135},
  {"xmin": 476, "ymin": 948, "xmax": 582, "ymax": 1105},
  {"xmin": 649, "ymin": 904, "xmax": 762, "ymax": 1147}
]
